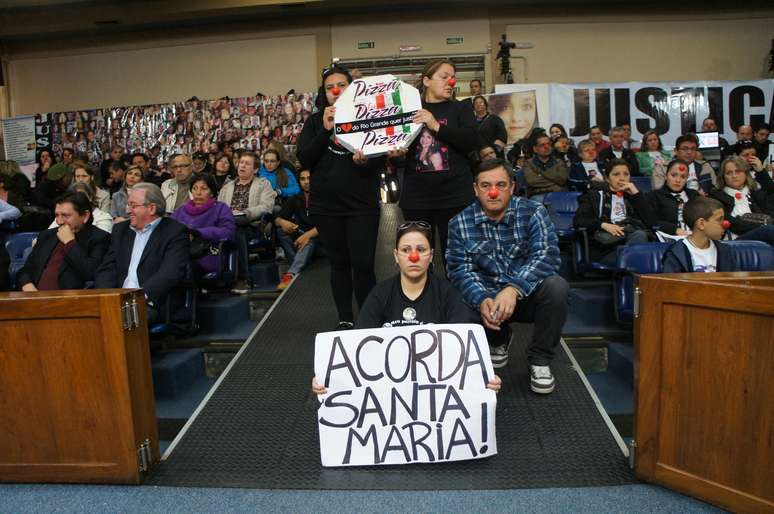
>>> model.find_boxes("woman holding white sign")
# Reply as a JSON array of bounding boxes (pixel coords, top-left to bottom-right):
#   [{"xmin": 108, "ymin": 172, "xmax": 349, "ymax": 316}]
[
  {"xmin": 297, "ymin": 63, "xmax": 386, "ymax": 330},
  {"xmin": 312, "ymin": 221, "xmax": 501, "ymax": 394},
  {"xmin": 401, "ymin": 59, "xmax": 478, "ymax": 261}
]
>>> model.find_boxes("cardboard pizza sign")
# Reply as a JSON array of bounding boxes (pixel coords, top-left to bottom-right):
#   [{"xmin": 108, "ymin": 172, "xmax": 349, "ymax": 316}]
[{"xmin": 333, "ymin": 74, "xmax": 422, "ymax": 157}]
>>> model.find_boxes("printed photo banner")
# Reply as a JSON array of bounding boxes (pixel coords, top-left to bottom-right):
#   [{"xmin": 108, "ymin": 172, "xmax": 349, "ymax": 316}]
[
  {"xmin": 333, "ymin": 74, "xmax": 423, "ymax": 156},
  {"xmin": 496, "ymin": 80, "xmax": 774, "ymax": 147},
  {"xmin": 30, "ymin": 92, "xmax": 316, "ymax": 171},
  {"xmin": 314, "ymin": 324, "xmax": 497, "ymax": 467}
]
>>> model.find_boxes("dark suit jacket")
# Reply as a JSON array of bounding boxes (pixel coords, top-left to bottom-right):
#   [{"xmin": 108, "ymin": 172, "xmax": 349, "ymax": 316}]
[
  {"xmin": 95, "ymin": 217, "xmax": 190, "ymax": 305},
  {"xmin": 599, "ymin": 146, "xmax": 641, "ymax": 176},
  {"xmin": 16, "ymin": 224, "xmax": 110, "ymax": 290}
]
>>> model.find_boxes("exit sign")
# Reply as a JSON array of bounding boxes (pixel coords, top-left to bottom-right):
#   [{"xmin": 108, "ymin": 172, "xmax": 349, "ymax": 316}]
[
  {"xmin": 446, "ymin": 37, "xmax": 464, "ymax": 45},
  {"xmin": 357, "ymin": 41, "xmax": 375, "ymax": 50}
]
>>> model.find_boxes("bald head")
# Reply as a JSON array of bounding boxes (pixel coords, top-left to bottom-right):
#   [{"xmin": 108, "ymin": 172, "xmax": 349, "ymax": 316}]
[{"xmin": 737, "ymin": 125, "xmax": 753, "ymax": 142}]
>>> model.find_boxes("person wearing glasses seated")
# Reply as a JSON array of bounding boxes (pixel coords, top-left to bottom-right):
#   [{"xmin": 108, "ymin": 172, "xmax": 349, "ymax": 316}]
[
  {"xmin": 447, "ymin": 159, "xmax": 568, "ymax": 395},
  {"xmin": 258, "ymin": 148, "xmax": 300, "ymax": 209},
  {"xmin": 311, "ymin": 220, "xmax": 502, "ymax": 395},
  {"xmin": 161, "ymin": 153, "xmax": 195, "ymax": 213},
  {"xmin": 95, "ymin": 183, "xmax": 190, "ymax": 324}
]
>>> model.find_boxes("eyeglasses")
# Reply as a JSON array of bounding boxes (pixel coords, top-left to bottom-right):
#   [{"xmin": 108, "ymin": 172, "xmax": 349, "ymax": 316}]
[
  {"xmin": 126, "ymin": 202, "xmax": 148, "ymax": 209},
  {"xmin": 170, "ymin": 163, "xmax": 192, "ymax": 170},
  {"xmin": 398, "ymin": 221, "xmax": 431, "ymax": 231}
]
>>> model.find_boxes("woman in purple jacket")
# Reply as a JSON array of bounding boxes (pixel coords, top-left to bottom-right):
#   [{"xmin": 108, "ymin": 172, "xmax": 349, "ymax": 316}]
[{"xmin": 171, "ymin": 173, "xmax": 236, "ymax": 275}]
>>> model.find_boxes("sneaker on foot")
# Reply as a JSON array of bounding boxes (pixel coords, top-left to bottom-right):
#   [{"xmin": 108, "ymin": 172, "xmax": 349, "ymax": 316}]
[
  {"xmin": 335, "ymin": 321, "xmax": 354, "ymax": 330},
  {"xmin": 230, "ymin": 279, "xmax": 250, "ymax": 295},
  {"xmin": 530, "ymin": 365, "xmax": 555, "ymax": 394},
  {"xmin": 276, "ymin": 272, "xmax": 294, "ymax": 291},
  {"xmin": 490, "ymin": 343, "xmax": 510, "ymax": 368}
]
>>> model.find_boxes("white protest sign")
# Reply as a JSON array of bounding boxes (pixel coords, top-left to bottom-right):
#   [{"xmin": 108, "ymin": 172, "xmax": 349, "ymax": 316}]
[
  {"xmin": 333, "ymin": 74, "xmax": 423, "ymax": 157},
  {"xmin": 314, "ymin": 323, "xmax": 497, "ymax": 467}
]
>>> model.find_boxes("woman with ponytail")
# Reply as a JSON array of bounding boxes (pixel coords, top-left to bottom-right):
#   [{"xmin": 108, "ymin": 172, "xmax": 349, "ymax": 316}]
[
  {"xmin": 401, "ymin": 59, "xmax": 478, "ymax": 261},
  {"xmin": 297, "ymin": 63, "xmax": 387, "ymax": 330}
]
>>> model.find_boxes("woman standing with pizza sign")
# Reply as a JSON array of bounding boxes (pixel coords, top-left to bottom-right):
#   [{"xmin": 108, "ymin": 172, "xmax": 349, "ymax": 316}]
[
  {"xmin": 401, "ymin": 59, "xmax": 478, "ymax": 261},
  {"xmin": 298, "ymin": 63, "xmax": 386, "ymax": 330}
]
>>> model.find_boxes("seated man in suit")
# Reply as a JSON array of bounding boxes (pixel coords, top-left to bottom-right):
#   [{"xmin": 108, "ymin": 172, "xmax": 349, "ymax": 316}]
[
  {"xmin": 95, "ymin": 182, "xmax": 190, "ymax": 323},
  {"xmin": 18, "ymin": 191, "xmax": 110, "ymax": 291}
]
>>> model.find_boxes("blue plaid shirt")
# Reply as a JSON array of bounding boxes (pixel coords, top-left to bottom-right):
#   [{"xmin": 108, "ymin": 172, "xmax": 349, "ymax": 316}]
[{"xmin": 446, "ymin": 196, "xmax": 560, "ymax": 309}]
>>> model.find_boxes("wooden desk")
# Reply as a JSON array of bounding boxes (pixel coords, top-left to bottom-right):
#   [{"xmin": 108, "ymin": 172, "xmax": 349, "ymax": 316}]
[
  {"xmin": 0, "ymin": 289, "xmax": 158, "ymax": 484},
  {"xmin": 633, "ymin": 272, "xmax": 774, "ymax": 514}
]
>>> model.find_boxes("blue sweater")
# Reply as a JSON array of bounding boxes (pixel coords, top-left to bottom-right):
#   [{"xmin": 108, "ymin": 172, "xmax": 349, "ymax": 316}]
[{"xmin": 258, "ymin": 165, "xmax": 300, "ymax": 200}]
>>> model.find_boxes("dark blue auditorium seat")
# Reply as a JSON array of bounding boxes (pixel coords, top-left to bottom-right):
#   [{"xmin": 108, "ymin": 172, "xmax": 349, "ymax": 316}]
[
  {"xmin": 630, "ymin": 176, "xmax": 652, "ymax": 193},
  {"xmin": 200, "ymin": 241, "xmax": 239, "ymax": 288},
  {"xmin": 542, "ymin": 191, "xmax": 580, "ymax": 238},
  {"xmin": 5, "ymin": 231, "xmax": 39, "ymax": 289},
  {"xmin": 727, "ymin": 240, "xmax": 774, "ymax": 271},
  {"xmin": 614, "ymin": 243, "xmax": 670, "ymax": 323},
  {"xmin": 613, "ymin": 240, "xmax": 774, "ymax": 323}
]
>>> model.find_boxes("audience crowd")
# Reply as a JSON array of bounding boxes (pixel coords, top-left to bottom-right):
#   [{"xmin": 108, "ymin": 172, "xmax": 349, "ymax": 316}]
[{"xmin": 2, "ymin": 60, "xmax": 773, "ymax": 394}]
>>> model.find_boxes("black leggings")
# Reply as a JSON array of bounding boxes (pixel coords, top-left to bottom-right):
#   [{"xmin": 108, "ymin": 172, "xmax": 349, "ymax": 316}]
[
  {"xmin": 314, "ymin": 213, "xmax": 380, "ymax": 323},
  {"xmin": 401, "ymin": 206, "xmax": 467, "ymax": 267}
]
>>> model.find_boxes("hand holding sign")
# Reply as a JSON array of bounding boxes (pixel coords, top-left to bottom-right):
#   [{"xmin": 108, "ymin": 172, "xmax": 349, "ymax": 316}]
[
  {"xmin": 314, "ymin": 324, "xmax": 498, "ymax": 467},
  {"xmin": 323, "ymin": 106, "xmax": 336, "ymax": 131},
  {"xmin": 412, "ymin": 109, "xmax": 440, "ymax": 132}
]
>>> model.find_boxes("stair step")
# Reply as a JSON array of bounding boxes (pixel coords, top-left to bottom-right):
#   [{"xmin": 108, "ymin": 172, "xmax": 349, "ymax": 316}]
[
  {"xmin": 152, "ymin": 348, "xmax": 204, "ymax": 400},
  {"xmin": 249, "ymin": 262, "xmax": 279, "ymax": 289},
  {"xmin": 568, "ymin": 286, "xmax": 616, "ymax": 327},
  {"xmin": 607, "ymin": 341, "xmax": 634, "ymax": 388},
  {"xmin": 197, "ymin": 295, "xmax": 250, "ymax": 332}
]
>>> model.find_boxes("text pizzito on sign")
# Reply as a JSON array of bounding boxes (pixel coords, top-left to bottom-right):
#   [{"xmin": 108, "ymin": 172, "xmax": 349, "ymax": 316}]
[{"xmin": 352, "ymin": 79, "xmax": 401, "ymax": 101}]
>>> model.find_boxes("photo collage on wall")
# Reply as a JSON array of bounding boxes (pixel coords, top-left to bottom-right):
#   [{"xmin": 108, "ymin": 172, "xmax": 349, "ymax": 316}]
[{"xmin": 36, "ymin": 93, "xmax": 316, "ymax": 171}]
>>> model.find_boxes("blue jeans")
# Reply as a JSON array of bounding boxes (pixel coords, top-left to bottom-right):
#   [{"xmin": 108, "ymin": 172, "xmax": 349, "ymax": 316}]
[{"xmin": 277, "ymin": 230, "xmax": 317, "ymax": 275}]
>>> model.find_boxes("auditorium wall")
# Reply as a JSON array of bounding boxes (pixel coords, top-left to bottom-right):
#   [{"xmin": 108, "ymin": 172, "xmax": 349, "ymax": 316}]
[
  {"xmin": 3, "ymin": 7, "xmax": 773, "ymax": 117},
  {"xmin": 7, "ymin": 33, "xmax": 319, "ymax": 116},
  {"xmin": 496, "ymin": 12, "xmax": 774, "ymax": 84}
]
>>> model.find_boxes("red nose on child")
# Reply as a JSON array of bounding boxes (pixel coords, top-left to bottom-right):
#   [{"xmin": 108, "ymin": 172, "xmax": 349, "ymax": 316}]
[
  {"xmin": 721, "ymin": 220, "xmax": 731, "ymax": 229},
  {"xmin": 409, "ymin": 251, "xmax": 420, "ymax": 263}
]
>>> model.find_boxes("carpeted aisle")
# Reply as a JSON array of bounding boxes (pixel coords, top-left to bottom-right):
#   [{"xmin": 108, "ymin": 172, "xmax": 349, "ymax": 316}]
[{"xmin": 146, "ymin": 205, "xmax": 636, "ymax": 490}]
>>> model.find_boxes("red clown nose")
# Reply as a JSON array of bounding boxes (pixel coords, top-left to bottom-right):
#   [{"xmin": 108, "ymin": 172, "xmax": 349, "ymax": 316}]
[
  {"xmin": 722, "ymin": 220, "xmax": 731, "ymax": 229},
  {"xmin": 488, "ymin": 189, "xmax": 499, "ymax": 199},
  {"xmin": 331, "ymin": 87, "xmax": 341, "ymax": 96},
  {"xmin": 408, "ymin": 251, "xmax": 420, "ymax": 263},
  {"xmin": 616, "ymin": 191, "xmax": 624, "ymax": 197},
  {"xmin": 447, "ymin": 78, "xmax": 456, "ymax": 87}
]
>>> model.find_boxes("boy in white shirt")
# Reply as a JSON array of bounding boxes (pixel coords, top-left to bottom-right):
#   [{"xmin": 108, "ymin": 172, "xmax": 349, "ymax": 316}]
[{"xmin": 662, "ymin": 197, "xmax": 735, "ymax": 273}]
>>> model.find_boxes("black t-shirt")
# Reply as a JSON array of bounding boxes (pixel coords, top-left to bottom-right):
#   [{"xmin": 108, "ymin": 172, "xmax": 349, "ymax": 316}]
[
  {"xmin": 400, "ymin": 99, "xmax": 477, "ymax": 210},
  {"xmin": 476, "ymin": 114, "xmax": 507, "ymax": 149},
  {"xmin": 297, "ymin": 111, "xmax": 384, "ymax": 217},
  {"xmin": 278, "ymin": 192, "xmax": 314, "ymax": 232},
  {"xmin": 355, "ymin": 273, "xmax": 474, "ymax": 329}
]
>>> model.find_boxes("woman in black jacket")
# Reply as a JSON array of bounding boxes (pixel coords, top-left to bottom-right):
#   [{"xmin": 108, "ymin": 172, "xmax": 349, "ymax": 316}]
[
  {"xmin": 708, "ymin": 155, "xmax": 774, "ymax": 244},
  {"xmin": 401, "ymin": 59, "xmax": 477, "ymax": 260},
  {"xmin": 647, "ymin": 159, "xmax": 700, "ymax": 237},
  {"xmin": 297, "ymin": 63, "xmax": 386, "ymax": 329},
  {"xmin": 573, "ymin": 159, "xmax": 653, "ymax": 264}
]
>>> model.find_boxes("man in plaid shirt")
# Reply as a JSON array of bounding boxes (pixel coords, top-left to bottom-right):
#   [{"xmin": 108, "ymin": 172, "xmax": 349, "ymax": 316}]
[{"xmin": 447, "ymin": 159, "xmax": 569, "ymax": 394}]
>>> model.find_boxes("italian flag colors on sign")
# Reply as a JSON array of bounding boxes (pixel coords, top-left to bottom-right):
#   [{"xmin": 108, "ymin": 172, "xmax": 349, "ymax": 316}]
[{"xmin": 374, "ymin": 91, "xmax": 412, "ymax": 136}]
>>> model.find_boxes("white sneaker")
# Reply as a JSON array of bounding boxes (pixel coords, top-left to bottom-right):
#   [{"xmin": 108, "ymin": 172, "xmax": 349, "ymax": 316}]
[
  {"xmin": 490, "ymin": 343, "xmax": 510, "ymax": 368},
  {"xmin": 530, "ymin": 365, "xmax": 555, "ymax": 394}
]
